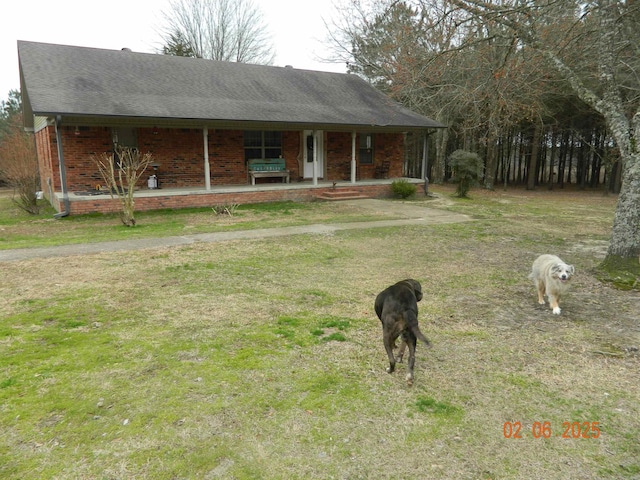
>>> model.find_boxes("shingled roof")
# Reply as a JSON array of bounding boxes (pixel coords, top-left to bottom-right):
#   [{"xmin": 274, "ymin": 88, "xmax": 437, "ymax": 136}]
[{"xmin": 18, "ymin": 41, "xmax": 443, "ymax": 131}]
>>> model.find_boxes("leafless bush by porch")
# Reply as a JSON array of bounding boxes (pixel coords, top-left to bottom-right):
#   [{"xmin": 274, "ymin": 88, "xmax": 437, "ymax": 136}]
[
  {"xmin": 92, "ymin": 146, "xmax": 153, "ymax": 226},
  {"xmin": 212, "ymin": 203, "xmax": 239, "ymax": 216}
]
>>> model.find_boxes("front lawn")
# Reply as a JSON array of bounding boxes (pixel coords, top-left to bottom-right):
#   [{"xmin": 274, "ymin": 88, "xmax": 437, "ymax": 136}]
[{"xmin": 1, "ymin": 186, "xmax": 637, "ymax": 479}]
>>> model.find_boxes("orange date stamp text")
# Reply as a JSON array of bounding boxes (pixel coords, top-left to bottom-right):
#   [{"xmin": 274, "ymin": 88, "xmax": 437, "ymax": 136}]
[{"xmin": 503, "ymin": 421, "xmax": 600, "ymax": 439}]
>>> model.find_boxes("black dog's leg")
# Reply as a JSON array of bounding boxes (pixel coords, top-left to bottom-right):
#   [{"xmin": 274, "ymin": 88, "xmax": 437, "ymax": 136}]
[
  {"xmin": 404, "ymin": 332, "xmax": 417, "ymax": 386},
  {"xmin": 383, "ymin": 329, "xmax": 397, "ymax": 374},
  {"xmin": 396, "ymin": 340, "xmax": 407, "ymax": 363}
]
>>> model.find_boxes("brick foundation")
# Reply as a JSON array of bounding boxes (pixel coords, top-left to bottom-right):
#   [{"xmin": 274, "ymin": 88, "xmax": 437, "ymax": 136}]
[{"xmin": 63, "ymin": 183, "xmax": 404, "ymax": 215}]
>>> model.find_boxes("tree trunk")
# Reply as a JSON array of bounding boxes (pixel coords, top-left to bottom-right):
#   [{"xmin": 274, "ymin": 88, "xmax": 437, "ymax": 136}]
[
  {"xmin": 558, "ymin": 130, "xmax": 568, "ymax": 188},
  {"xmin": 484, "ymin": 135, "xmax": 496, "ymax": 190},
  {"xmin": 548, "ymin": 127, "xmax": 557, "ymax": 189},
  {"xmin": 526, "ymin": 124, "xmax": 541, "ymax": 190},
  {"xmin": 607, "ymin": 151, "xmax": 640, "ymax": 258},
  {"xmin": 433, "ymin": 128, "xmax": 448, "ymax": 183}
]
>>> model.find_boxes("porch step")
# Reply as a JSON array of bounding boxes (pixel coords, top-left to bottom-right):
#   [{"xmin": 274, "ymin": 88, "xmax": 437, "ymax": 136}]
[{"xmin": 318, "ymin": 189, "xmax": 369, "ymax": 201}]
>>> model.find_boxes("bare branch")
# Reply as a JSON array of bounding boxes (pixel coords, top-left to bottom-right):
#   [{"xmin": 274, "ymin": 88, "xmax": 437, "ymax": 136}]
[
  {"xmin": 0, "ymin": 119, "xmax": 40, "ymax": 214},
  {"xmin": 160, "ymin": 0, "xmax": 275, "ymax": 64},
  {"xmin": 92, "ymin": 146, "xmax": 153, "ymax": 226}
]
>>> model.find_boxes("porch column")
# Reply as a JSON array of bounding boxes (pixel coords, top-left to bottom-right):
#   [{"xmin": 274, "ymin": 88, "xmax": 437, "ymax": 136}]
[
  {"xmin": 422, "ymin": 132, "xmax": 429, "ymax": 195},
  {"xmin": 351, "ymin": 131, "xmax": 357, "ymax": 183},
  {"xmin": 203, "ymin": 127, "xmax": 211, "ymax": 191},
  {"xmin": 312, "ymin": 130, "xmax": 318, "ymax": 186}
]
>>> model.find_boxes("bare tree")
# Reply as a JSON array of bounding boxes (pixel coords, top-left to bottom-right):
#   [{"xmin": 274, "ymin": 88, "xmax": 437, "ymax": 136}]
[
  {"xmin": 159, "ymin": 0, "xmax": 275, "ymax": 64},
  {"xmin": 327, "ymin": 0, "xmax": 468, "ymax": 181},
  {"xmin": 329, "ymin": 0, "xmax": 638, "ymax": 273},
  {"xmin": 449, "ymin": 0, "xmax": 640, "ymax": 264},
  {"xmin": 0, "ymin": 118, "xmax": 40, "ymax": 214},
  {"xmin": 1, "ymin": 90, "xmax": 23, "ymax": 143},
  {"xmin": 92, "ymin": 146, "xmax": 153, "ymax": 227},
  {"xmin": 327, "ymin": 0, "xmax": 554, "ymax": 187}
]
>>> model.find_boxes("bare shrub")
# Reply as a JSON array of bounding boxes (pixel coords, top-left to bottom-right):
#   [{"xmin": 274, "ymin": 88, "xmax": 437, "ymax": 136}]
[
  {"xmin": 92, "ymin": 146, "xmax": 153, "ymax": 226},
  {"xmin": 212, "ymin": 203, "xmax": 239, "ymax": 216},
  {"xmin": 0, "ymin": 125, "xmax": 40, "ymax": 214}
]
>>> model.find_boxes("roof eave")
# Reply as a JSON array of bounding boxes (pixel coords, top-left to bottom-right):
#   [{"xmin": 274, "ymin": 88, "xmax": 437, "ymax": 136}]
[
  {"xmin": 19, "ymin": 63, "xmax": 34, "ymax": 130},
  {"xmin": 35, "ymin": 113, "xmax": 446, "ymax": 132}
]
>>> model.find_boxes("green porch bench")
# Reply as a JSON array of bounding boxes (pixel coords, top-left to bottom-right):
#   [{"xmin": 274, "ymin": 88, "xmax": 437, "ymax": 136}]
[{"xmin": 247, "ymin": 158, "xmax": 290, "ymax": 185}]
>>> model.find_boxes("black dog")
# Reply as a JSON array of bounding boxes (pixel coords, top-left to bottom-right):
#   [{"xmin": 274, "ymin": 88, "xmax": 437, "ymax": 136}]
[{"xmin": 374, "ymin": 279, "xmax": 431, "ymax": 386}]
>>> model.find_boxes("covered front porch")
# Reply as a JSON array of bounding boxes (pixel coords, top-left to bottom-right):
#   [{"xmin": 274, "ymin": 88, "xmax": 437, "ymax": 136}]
[
  {"xmin": 21, "ymin": 41, "xmax": 444, "ymax": 217},
  {"xmin": 56, "ymin": 178, "xmax": 425, "ymax": 216}
]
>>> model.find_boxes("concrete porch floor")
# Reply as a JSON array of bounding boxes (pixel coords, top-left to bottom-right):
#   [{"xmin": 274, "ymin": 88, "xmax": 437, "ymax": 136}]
[
  {"xmin": 53, "ymin": 177, "xmax": 426, "ymax": 215},
  {"xmin": 67, "ymin": 177, "xmax": 423, "ymax": 199}
]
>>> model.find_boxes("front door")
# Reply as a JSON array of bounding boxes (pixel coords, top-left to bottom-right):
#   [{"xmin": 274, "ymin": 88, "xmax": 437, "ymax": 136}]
[{"xmin": 303, "ymin": 130, "xmax": 324, "ymax": 179}]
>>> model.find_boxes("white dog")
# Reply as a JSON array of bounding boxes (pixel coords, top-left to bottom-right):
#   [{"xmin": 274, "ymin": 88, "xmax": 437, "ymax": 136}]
[{"xmin": 529, "ymin": 254, "xmax": 575, "ymax": 315}]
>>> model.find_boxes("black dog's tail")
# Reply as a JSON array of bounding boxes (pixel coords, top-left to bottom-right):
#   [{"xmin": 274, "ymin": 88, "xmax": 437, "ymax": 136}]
[
  {"xmin": 413, "ymin": 326, "xmax": 431, "ymax": 346},
  {"xmin": 406, "ymin": 311, "xmax": 431, "ymax": 346}
]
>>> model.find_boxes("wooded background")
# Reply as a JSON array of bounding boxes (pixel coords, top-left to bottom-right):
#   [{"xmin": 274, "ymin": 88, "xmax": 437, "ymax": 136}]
[{"xmin": 328, "ymin": 0, "xmax": 636, "ymax": 193}]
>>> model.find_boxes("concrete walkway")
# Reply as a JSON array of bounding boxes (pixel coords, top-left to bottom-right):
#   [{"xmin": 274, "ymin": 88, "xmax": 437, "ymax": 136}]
[{"xmin": 0, "ymin": 199, "xmax": 471, "ymax": 262}]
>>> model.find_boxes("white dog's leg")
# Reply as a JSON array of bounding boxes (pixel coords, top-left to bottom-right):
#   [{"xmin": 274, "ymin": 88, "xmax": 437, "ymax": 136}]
[
  {"xmin": 536, "ymin": 281, "xmax": 546, "ymax": 304},
  {"xmin": 548, "ymin": 294, "xmax": 561, "ymax": 314}
]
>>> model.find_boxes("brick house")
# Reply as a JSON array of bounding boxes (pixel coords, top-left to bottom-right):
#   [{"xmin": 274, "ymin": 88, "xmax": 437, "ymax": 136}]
[{"xmin": 18, "ymin": 41, "xmax": 444, "ymax": 216}]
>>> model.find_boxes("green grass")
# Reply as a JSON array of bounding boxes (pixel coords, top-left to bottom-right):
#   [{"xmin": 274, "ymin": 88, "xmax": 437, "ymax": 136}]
[
  {"xmin": 415, "ymin": 396, "xmax": 464, "ymax": 417},
  {"xmin": 0, "ymin": 185, "xmax": 638, "ymax": 479}
]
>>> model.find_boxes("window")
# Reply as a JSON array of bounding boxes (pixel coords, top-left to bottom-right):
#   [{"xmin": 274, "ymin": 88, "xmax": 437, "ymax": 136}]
[
  {"xmin": 244, "ymin": 131, "xmax": 282, "ymax": 161},
  {"xmin": 112, "ymin": 127, "xmax": 138, "ymax": 168},
  {"xmin": 112, "ymin": 127, "xmax": 138, "ymax": 149},
  {"xmin": 359, "ymin": 133, "xmax": 374, "ymax": 164}
]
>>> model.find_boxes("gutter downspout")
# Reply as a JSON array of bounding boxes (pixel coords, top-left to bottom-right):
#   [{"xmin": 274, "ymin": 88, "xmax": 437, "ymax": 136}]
[{"xmin": 54, "ymin": 115, "xmax": 70, "ymax": 218}]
